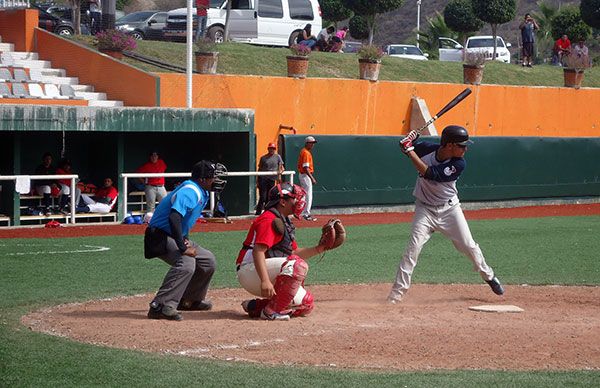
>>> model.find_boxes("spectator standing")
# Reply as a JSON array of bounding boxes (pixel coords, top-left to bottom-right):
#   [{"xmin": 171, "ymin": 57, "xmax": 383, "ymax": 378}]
[
  {"xmin": 76, "ymin": 177, "xmax": 118, "ymax": 214},
  {"xmin": 553, "ymin": 35, "xmax": 571, "ymax": 66},
  {"xmin": 33, "ymin": 152, "xmax": 58, "ymax": 216},
  {"xmin": 297, "ymin": 136, "xmax": 317, "ymax": 221},
  {"xmin": 89, "ymin": 0, "xmax": 102, "ymax": 34},
  {"xmin": 255, "ymin": 142, "xmax": 284, "ymax": 215},
  {"xmin": 519, "ymin": 13, "xmax": 539, "ymax": 67},
  {"xmin": 297, "ymin": 23, "xmax": 317, "ymax": 49},
  {"xmin": 136, "ymin": 151, "xmax": 168, "ymax": 214},
  {"xmin": 195, "ymin": 0, "xmax": 209, "ymax": 41},
  {"xmin": 144, "ymin": 161, "xmax": 227, "ymax": 321}
]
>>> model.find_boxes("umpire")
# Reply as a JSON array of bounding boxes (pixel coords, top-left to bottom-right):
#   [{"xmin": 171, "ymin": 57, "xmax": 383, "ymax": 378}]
[{"xmin": 144, "ymin": 160, "xmax": 227, "ymax": 321}]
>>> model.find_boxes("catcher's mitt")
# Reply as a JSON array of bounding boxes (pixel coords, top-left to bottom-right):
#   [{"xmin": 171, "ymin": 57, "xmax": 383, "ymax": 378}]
[{"xmin": 318, "ymin": 219, "xmax": 346, "ymax": 251}]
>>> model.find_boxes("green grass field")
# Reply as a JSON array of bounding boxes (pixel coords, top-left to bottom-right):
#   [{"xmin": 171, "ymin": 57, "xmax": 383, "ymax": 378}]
[
  {"xmin": 1, "ymin": 216, "xmax": 599, "ymax": 387},
  {"xmin": 71, "ymin": 37, "xmax": 600, "ymax": 88}
]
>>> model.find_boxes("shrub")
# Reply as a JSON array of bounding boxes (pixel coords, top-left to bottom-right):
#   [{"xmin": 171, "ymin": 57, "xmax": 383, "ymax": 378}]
[
  {"xmin": 563, "ymin": 53, "xmax": 592, "ymax": 71},
  {"xmin": 195, "ymin": 37, "xmax": 218, "ymax": 53},
  {"xmin": 289, "ymin": 43, "xmax": 311, "ymax": 57},
  {"xmin": 463, "ymin": 50, "xmax": 486, "ymax": 67},
  {"xmin": 357, "ymin": 44, "xmax": 384, "ymax": 62},
  {"xmin": 94, "ymin": 29, "xmax": 137, "ymax": 51}
]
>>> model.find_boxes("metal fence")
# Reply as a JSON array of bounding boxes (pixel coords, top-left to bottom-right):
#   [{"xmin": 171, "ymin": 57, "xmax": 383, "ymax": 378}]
[{"xmin": 0, "ymin": 0, "xmax": 30, "ymax": 8}]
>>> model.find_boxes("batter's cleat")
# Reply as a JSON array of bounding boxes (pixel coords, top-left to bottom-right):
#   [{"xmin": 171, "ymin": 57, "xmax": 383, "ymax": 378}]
[
  {"xmin": 177, "ymin": 300, "xmax": 213, "ymax": 311},
  {"xmin": 486, "ymin": 277, "xmax": 505, "ymax": 296},
  {"xmin": 147, "ymin": 302, "xmax": 183, "ymax": 321},
  {"xmin": 260, "ymin": 309, "xmax": 291, "ymax": 321}
]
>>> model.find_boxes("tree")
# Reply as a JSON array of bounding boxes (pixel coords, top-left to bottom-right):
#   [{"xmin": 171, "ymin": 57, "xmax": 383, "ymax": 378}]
[
  {"xmin": 471, "ymin": 0, "xmax": 516, "ymax": 61},
  {"xmin": 532, "ymin": 1, "xmax": 559, "ymax": 62},
  {"xmin": 348, "ymin": 15, "xmax": 369, "ymax": 40},
  {"xmin": 342, "ymin": 0, "xmax": 404, "ymax": 45},
  {"xmin": 417, "ymin": 12, "xmax": 458, "ymax": 60},
  {"xmin": 551, "ymin": 6, "xmax": 592, "ymax": 42},
  {"xmin": 321, "ymin": 0, "xmax": 353, "ymax": 28},
  {"xmin": 580, "ymin": 0, "xmax": 600, "ymax": 29},
  {"xmin": 444, "ymin": 0, "xmax": 483, "ymax": 45}
]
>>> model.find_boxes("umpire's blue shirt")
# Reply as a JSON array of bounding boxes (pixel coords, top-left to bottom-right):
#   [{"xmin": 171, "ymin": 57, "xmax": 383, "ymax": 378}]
[{"xmin": 149, "ymin": 180, "xmax": 209, "ymax": 237}]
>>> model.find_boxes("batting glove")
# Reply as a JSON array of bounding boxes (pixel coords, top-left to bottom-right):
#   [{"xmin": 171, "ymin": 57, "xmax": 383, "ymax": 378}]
[
  {"xmin": 404, "ymin": 130, "xmax": 420, "ymax": 143},
  {"xmin": 399, "ymin": 138, "xmax": 414, "ymax": 154}
]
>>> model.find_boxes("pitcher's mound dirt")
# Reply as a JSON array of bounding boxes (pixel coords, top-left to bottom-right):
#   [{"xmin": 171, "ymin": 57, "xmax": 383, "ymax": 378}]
[{"xmin": 23, "ymin": 283, "xmax": 600, "ymax": 371}]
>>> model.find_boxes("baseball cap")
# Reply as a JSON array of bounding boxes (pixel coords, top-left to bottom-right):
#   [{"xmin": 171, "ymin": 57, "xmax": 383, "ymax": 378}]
[
  {"xmin": 305, "ymin": 136, "xmax": 317, "ymax": 143},
  {"xmin": 268, "ymin": 142, "xmax": 277, "ymax": 149}
]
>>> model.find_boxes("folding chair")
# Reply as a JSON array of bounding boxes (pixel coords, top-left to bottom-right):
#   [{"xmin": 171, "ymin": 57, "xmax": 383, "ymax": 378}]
[
  {"xmin": 60, "ymin": 84, "xmax": 84, "ymax": 100},
  {"xmin": 0, "ymin": 68, "xmax": 13, "ymax": 82},
  {"xmin": 13, "ymin": 68, "xmax": 31, "ymax": 83},
  {"xmin": 11, "ymin": 82, "xmax": 33, "ymax": 98},
  {"xmin": 0, "ymin": 82, "xmax": 15, "ymax": 98},
  {"xmin": 28, "ymin": 83, "xmax": 50, "ymax": 99},
  {"xmin": 44, "ymin": 84, "xmax": 69, "ymax": 99}
]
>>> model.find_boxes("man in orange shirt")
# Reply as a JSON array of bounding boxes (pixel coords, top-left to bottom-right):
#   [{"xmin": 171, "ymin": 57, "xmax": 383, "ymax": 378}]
[
  {"xmin": 297, "ymin": 136, "xmax": 317, "ymax": 221},
  {"xmin": 136, "ymin": 151, "xmax": 168, "ymax": 213}
]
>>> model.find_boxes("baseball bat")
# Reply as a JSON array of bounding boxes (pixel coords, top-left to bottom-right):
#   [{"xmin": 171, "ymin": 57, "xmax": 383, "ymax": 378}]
[{"xmin": 415, "ymin": 87, "xmax": 472, "ymax": 134}]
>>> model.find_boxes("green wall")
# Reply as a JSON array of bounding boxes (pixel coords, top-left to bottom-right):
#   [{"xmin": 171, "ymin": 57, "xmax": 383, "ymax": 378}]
[{"xmin": 281, "ymin": 135, "xmax": 600, "ymax": 207}]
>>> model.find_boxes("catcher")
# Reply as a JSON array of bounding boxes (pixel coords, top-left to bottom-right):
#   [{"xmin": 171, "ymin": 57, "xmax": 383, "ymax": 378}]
[{"xmin": 236, "ymin": 182, "xmax": 345, "ymax": 320}]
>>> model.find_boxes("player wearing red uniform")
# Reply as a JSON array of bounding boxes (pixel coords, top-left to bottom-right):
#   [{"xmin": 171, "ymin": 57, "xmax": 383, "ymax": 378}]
[{"xmin": 236, "ymin": 183, "xmax": 327, "ymax": 320}]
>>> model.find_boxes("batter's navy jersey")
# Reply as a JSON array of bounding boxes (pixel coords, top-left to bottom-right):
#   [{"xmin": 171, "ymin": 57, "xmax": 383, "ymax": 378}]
[
  {"xmin": 149, "ymin": 180, "xmax": 209, "ymax": 237},
  {"xmin": 412, "ymin": 141, "xmax": 466, "ymax": 206}
]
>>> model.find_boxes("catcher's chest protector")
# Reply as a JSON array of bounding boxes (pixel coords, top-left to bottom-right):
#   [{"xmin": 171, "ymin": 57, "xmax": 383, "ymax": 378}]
[{"xmin": 266, "ymin": 208, "xmax": 295, "ymax": 258}]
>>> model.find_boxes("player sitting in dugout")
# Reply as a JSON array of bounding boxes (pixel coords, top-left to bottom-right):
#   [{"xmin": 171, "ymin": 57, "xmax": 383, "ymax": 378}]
[{"xmin": 236, "ymin": 183, "xmax": 345, "ymax": 321}]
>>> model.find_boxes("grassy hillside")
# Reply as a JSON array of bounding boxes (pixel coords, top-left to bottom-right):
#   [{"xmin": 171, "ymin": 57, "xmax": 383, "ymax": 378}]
[{"xmin": 76, "ymin": 37, "xmax": 600, "ymax": 88}]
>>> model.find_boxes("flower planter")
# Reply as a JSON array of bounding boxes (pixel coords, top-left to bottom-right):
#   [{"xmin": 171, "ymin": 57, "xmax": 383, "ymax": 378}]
[
  {"xmin": 195, "ymin": 52, "xmax": 219, "ymax": 74},
  {"xmin": 563, "ymin": 68, "xmax": 584, "ymax": 89},
  {"xmin": 358, "ymin": 59, "xmax": 381, "ymax": 81},
  {"xmin": 286, "ymin": 55, "xmax": 309, "ymax": 78},
  {"xmin": 100, "ymin": 49, "xmax": 123, "ymax": 60},
  {"xmin": 463, "ymin": 64, "xmax": 484, "ymax": 85}
]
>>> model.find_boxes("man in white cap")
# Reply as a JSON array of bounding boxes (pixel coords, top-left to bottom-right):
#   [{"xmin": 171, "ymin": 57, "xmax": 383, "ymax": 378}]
[
  {"xmin": 297, "ymin": 136, "xmax": 318, "ymax": 221},
  {"xmin": 255, "ymin": 142, "xmax": 284, "ymax": 215}
]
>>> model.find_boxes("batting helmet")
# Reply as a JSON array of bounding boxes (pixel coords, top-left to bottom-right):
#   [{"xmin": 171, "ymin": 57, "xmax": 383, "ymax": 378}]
[
  {"xmin": 265, "ymin": 182, "xmax": 306, "ymax": 219},
  {"xmin": 133, "ymin": 215, "xmax": 143, "ymax": 224},
  {"xmin": 440, "ymin": 125, "xmax": 473, "ymax": 146},
  {"xmin": 191, "ymin": 160, "xmax": 228, "ymax": 192}
]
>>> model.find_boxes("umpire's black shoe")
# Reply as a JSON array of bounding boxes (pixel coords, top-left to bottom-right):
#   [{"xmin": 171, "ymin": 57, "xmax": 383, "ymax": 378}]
[
  {"xmin": 486, "ymin": 277, "xmax": 505, "ymax": 296},
  {"xmin": 177, "ymin": 300, "xmax": 213, "ymax": 311},
  {"xmin": 147, "ymin": 302, "xmax": 183, "ymax": 321}
]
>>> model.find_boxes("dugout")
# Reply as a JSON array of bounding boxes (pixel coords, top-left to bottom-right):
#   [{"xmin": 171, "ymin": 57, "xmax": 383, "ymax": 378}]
[
  {"xmin": 279, "ymin": 135, "xmax": 600, "ymax": 207},
  {"xmin": 0, "ymin": 105, "xmax": 256, "ymax": 226}
]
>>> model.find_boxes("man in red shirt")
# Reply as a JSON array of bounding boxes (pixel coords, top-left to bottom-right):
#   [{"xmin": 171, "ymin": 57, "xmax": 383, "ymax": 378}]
[
  {"xmin": 136, "ymin": 151, "xmax": 168, "ymax": 213},
  {"xmin": 195, "ymin": 0, "xmax": 209, "ymax": 41},
  {"xmin": 554, "ymin": 34, "xmax": 571, "ymax": 66},
  {"xmin": 76, "ymin": 177, "xmax": 118, "ymax": 213},
  {"xmin": 236, "ymin": 183, "xmax": 328, "ymax": 320}
]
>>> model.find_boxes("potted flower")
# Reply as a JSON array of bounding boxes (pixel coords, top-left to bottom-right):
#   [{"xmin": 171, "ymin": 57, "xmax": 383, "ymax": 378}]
[
  {"xmin": 195, "ymin": 37, "xmax": 219, "ymax": 74},
  {"xmin": 357, "ymin": 45, "xmax": 384, "ymax": 81},
  {"xmin": 286, "ymin": 44, "xmax": 311, "ymax": 78},
  {"xmin": 94, "ymin": 29, "xmax": 137, "ymax": 60},
  {"xmin": 463, "ymin": 51, "xmax": 486, "ymax": 85},
  {"xmin": 562, "ymin": 53, "xmax": 590, "ymax": 89}
]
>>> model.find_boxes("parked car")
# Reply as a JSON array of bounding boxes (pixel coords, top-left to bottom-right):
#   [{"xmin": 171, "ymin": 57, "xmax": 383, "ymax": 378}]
[
  {"xmin": 439, "ymin": 36, "xmax": 512, "ymax": 63},
  {"xmin": 385, "ymin": 44, "xmax": 429, "ymax": 60},
  {"xmin": 115, "ymin": 11, "xmax": 168, "ymax": 40},
  {"xmin": 34, "ymin": 5, "xmax": 90, "ymax": 36},
  {"xmin": 163, "ymin": 0, "xmax": 322, "ymax": 47},
  {"xmin": 343, "ymin": 41, "xmax": 362, "ymax": 53}
]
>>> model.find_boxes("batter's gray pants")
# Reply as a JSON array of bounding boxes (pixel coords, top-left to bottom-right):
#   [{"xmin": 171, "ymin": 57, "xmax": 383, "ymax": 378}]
[
  {"xmin": 153, "ymin": 237, "xmax": 216, "ymax": 309},
  {"xmin": 390, "ymin": 200, "xmax": 495, "ymax": 299}
]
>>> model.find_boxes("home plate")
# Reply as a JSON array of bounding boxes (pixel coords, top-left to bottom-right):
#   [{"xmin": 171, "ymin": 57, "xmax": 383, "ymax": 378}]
[{"xmin": 468, "ymin": 305, "xmax": 524, "ymax": 313}]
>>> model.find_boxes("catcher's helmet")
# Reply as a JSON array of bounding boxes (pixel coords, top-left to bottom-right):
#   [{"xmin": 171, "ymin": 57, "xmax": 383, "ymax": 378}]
[
  {"xmin": 191, "ymin": 160, "xmax": 228, "ymax": 192},
  {"xmin": 440, "ymin": 125, "xmax": 473, "ymax": 146},
  {"xmin": 265, "ymin": 182, "xmax": 306, "ymax": 219}
]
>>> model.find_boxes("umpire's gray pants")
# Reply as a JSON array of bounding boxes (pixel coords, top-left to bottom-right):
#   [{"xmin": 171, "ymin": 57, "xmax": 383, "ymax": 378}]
[{"xmin": 153, "ymin": 237, "xmax": 216, "ymax": 309}]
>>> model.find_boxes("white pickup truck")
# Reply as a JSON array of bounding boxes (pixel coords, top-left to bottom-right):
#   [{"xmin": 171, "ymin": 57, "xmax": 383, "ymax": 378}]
[{"xmin": 439, "ymin": 36, "xmax": 512, "ymax": 63}]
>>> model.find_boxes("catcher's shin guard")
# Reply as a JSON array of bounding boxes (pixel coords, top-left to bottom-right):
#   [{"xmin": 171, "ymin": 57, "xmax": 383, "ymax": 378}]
[
  {"xmin": 291, "ymin": 288, "xmax": 314, "ymax": 317},
  {"xmin": 264, "ymin": 255, "xmax": 308, "ymax": 315}
]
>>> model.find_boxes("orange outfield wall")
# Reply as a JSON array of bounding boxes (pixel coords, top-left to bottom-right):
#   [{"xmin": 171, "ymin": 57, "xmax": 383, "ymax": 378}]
[
  {"xmin": 35, "ymin": 29, "xmax": 160, "ymax": 107},
  {"xmin": 158, "ymin": 74, "xmax": 600, "ymax": 155},
  {"xmin": 0, "ymin": 8, "xmax": 37, "ymax": 52}
]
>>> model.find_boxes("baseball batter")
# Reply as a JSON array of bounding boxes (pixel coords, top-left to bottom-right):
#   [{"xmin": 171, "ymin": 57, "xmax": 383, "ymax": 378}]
[
  {"xmin": 388, "ymin": 125, "xmax": 504, "ymax": 303},
  {"xmin": 236, "ymin": 183, "xmax": 344, "ymax": 320}
]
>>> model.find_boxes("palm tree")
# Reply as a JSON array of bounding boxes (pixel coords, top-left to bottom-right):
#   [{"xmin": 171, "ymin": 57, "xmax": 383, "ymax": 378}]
[
  {"xmin": 417, "ymin": 12, "xmax": 458, "ymax": 59},
  {"xmin": 533, "ymin": 0, "xmax": 560, "ymax": 63}
]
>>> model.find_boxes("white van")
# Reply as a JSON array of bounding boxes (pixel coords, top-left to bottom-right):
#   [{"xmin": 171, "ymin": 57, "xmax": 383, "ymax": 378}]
[{"xmin": 163, "ymin": 0, "xmax": 322, "ymax": 47}]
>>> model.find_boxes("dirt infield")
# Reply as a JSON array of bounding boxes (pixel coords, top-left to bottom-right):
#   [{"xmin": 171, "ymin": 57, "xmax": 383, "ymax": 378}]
[
  {"xmin": 14, "ymin": 203, "xmax": 600, "ymax": 371},
  {"xmin": 23, "ymin": 284, "xmax": 600, "ymax": 371}
]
